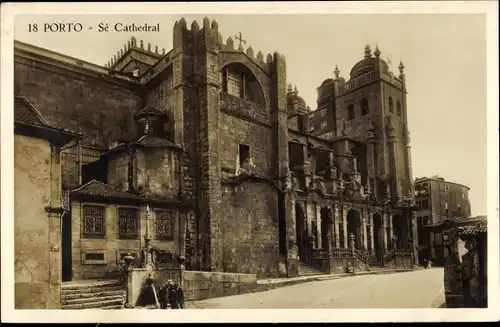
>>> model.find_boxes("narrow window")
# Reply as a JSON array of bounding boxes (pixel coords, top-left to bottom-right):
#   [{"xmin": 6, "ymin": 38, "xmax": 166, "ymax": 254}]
[
  {"xmin": 388, "ymin": 97, "xmax": 394, "ymax": 113},
  {"xmin": 396, "ymin": 101, "xmax": 402, "ymax": 116},
  {"xmin": 321, "ymin": 121, "xmax": 327, "ymax": 129},
  {"xmin": 239, "ymin": 144, "xmax": 250, "ymax": 168},
  {"xmin": 361, "ymin": 98, "xmax": 369, "ymax": 116},
  {"xmin": 347, "ymin": 104, "xmax": 355, "ymax": 121}
]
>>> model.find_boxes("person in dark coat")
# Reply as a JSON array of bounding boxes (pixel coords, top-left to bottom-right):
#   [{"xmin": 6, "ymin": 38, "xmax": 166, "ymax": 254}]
[
  {"xmin": 173, "ymin": 283, "xmax": 185, "ymax": 309},
  {"xmin": 157, "ymin": 282, "xmax": 169, "ymax": 309},
  {"xmin": 168, "ymin": 282, "xmax": 185, "ymax": 309}
]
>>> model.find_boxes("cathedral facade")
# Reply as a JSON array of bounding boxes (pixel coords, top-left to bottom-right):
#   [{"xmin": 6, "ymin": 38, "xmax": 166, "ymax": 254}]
[{"xmin": 14, "ymin": 17, "xmax": 418, "ymax": 284}]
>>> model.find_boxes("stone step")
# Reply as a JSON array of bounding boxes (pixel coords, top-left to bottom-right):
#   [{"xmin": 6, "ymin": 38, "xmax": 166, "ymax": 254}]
[
  {"xmin": 62, "ymin": 285, "xmax": 125, "ymax": 295},
  {"xmin": 63, "ymin": 294, "xmax": 125, "ymax": 306},
  {"xmin": 62, "ymin": 279, "xmax": 122, "ymax": 290},
  {"xmin": 102, "ymin": 305, "xmax": 125, "ymax": 310},
  {"xmin": 297, "ymin": 262, "xmax": 325, "ymax": 277},
  {"xmin": 62, "ymin": 290, "xmax": 126, "ymax": 300},
  {"xmin": 62, "ymin": 298, "xmax": 124, "ymax": 310}
]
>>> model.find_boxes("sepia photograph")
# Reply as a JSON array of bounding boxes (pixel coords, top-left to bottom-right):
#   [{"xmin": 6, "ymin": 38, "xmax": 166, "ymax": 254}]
[{"xmin": 1, "ymin": 1, "xmax": 499, "ymax": 323}]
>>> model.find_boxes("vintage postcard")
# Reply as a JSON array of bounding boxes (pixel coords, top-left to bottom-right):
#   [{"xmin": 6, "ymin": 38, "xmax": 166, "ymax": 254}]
[{"xmin": 1, "ymin": 1, "xmax": 499, "ymax": 323}]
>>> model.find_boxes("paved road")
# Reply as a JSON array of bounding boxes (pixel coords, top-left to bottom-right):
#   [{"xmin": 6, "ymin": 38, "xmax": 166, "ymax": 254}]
[{"xmin": 189, "ymin": 268, "xmax": 445, "ymax": 309}]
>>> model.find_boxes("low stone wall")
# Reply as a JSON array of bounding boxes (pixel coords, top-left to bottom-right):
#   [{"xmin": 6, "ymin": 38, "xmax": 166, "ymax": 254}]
[{"xmin": 182, "ymin": 270, "xmax": 258, "ymax": 301}]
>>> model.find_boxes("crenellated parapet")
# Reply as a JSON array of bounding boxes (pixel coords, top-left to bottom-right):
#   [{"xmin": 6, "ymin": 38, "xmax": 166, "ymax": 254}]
[{"xmin": 104, "ymin": 36, "xmax": 165, "ymax": 72}]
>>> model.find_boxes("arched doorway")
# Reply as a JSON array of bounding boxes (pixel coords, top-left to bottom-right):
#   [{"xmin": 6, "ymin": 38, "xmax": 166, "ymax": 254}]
[
  {"xmin": 392, "ymin": 214, "xmax": 405, "ymax": 249},
  {"xmin": 295, "ymin": 203, "xmax": 307, "ymax": 260},
  {"xmin": 347, "ymin": 209, "xmax": 362, "ymax": 249},
  {"xmin": 320, "ymin": 207, "xmax": 331, "ymax": 250},
  {"xmin": 373, "ymin": 213, "xmax": 383, "ymax": 251}
]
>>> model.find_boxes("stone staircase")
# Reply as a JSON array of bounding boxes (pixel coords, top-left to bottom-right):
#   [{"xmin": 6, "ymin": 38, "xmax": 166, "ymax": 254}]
[
  {"xmin": 297, "ymin": 261, "xmax": 326, "ymax": 277},
  {"xmin": 62, "ymin": 279, "xmax": 126, "ymax": 309}
]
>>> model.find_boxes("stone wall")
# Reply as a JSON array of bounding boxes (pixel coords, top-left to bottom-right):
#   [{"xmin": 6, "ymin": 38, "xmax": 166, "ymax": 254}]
[
  {"xmin": 107, "ymin": 151, "xmax": 130, "ymax": 190},
  {"xmin": 220, "ymin": 182, "xmax": 280, "ymax": 278},
  {"xmin": 70, "ymin": 201, "xmax": 182, "ymax": 279},
  {"xmin": 182, "ymin": 270, "xmax": 258, "ymax": 301},
  {"xmin": 219, "ymin": 112, "xmax": 273, "ymax": 175},
  {"xmin": 136, "ymin": 148, "xmax": 180, "ymax": 198},
  {"xmin": 14, "ymin": 52, "xmax": 142, "ymax": 188},
  {"xmin": 14, "ymin": 135, "xmax": 59, "ymax": 309}
]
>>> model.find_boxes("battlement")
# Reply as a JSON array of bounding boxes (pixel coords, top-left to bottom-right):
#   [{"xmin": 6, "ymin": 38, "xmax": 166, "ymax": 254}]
[
  {"xmin": 174, "ymin": 17, "xmax": 285, "ymax": 73},
  {"xmin": 105, "ymin": 36, "xmax": 165, "ymax": 69}
]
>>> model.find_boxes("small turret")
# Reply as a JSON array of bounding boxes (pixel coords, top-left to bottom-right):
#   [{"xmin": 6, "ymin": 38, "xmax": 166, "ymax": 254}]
[
  {"xmin": 374, "ymin": 44, "xmax": 381, "ymax": 58},
  {"xmin": 364, "ymin": 44, "xmax": 372, "ymax": 59},
  {"xmin": 398, "ymin": 60, "xmax": 405, "ymax": 79},
  {"xmin": 334, "ymin": 65, "xmax": 340, "ymax": 79}
]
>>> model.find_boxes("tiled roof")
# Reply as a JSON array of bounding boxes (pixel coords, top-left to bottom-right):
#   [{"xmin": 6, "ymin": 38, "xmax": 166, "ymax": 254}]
[
  {"xmin": 426, "ymin": 216, "xmax": 486, "ymax": 228},
  {"xmin": 71, "ymin": 180, "xmax": 142, "ymax": 200},
  {"xmin": 454, "ymin": 220, "xmax": 487, "ymax": 236},
  {"xmin": 14, "ymin": 95, "xmax": 82, "ymax": 136},
  {"xmin": 71, "ymin": 180, "xmax": 189, "ymax": 206},
  {"xmin": 14, "ymin": 96, "xmax": 49, "ymax": 127},
  {"xmin": 134, "ymin": 135, "xmax": 178, "ymax": 149}
]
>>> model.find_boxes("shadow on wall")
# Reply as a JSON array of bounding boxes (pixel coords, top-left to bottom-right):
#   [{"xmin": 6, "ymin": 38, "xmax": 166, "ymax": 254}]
[{"xmin": 221, "ymin": 181, "xmax": 280, "ymax": 278}]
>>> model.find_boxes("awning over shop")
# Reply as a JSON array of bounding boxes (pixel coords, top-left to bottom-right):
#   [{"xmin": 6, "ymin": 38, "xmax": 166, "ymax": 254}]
[{"xmin": 423, "ymin": 215, "xmax": 487, "ymax": 233}]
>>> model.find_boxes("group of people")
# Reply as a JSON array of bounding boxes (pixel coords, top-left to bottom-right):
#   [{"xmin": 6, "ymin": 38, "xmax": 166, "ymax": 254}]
[
  {"xmin": 157, "ymin": 280, "xmax": 185, "ymax": 309},
  {"xmin": 423, "ymin": 258, "xmax": 433, "ymax": 269}
]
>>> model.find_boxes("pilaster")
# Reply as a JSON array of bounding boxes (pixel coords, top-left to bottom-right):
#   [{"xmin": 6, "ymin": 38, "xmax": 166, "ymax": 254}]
[
  {"xmin": 316, "ymin": 204, "xmax": 322, "ymax": 248},
  {"xmin": 383, "ymin": 212, "xmax": 390, "ymax": 250},
  {"xmin": 342, "ymin": 206, "xmax": 348, "ymax": 249},
  {"xmin": 369, "ymin": 213, "xmax": 375, "ymax": 251},
  {"xmin": 333, "ymin": 204, "xmax": 340, "ymax": 248},
  {"xmin": 362, "ymin": 210, "xmax": 368, "ymax": 250}
]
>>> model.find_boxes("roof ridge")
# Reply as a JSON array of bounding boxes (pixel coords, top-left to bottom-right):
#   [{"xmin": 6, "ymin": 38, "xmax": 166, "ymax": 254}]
[
  {"xmin": 14, "ymin": 95, "xmax": 50, "ymax": 126},
  {"xmin": 70, "ymin": 179, "xmax": 100, "ymax": 192}
]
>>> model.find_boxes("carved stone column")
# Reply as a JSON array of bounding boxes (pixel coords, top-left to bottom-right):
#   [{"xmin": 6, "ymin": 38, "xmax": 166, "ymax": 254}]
[
  {"xmin": 369, "ymin": 213, "xmax": 375, "ymax": 251},
  {"xmin": 386, "ymin": 119, "xmax": 402, "ymax": 201},
  {"xmin": 316, "ymin": 204, "xmax": 322, "ymax": 249},
  {"xmin": 342, "ymin": 206, "xmax": 349, "ymax": 249},
  {"xmin": 283, "ymin": 171, "xmax": 299, "ymax": 278},
  {"xmin": 306, "ymin": 201, "xmax": 314, "ymax": 241},
  {"xmin": 362, "ymin": 210, "xmax": 368, "ymax": 250},
  {"xmin": 333, "ymin": 205, "xmax": 340, "ymax": 248},
  {"xmin": 410, "ymin": 210, "xmax": 419, "ymax": 265},
  {"xmin": 388, "ymin": 213, "xmax": 394, "ymax": 249},
  {"xmin": 382, "ymin": 212, "xmax": 389, "ymax": 250}
]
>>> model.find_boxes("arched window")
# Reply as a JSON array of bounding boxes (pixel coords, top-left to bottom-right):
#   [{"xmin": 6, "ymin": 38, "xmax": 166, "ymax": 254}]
[
  {"xmin": 361, "ymin": 98, "xmax": 369, "ymax": 116},
  {"xmin": 396, "ymin": 101, "xmax": 402, "ymax": 116},
  {"xmin": 347, "ymin": 104, "xmax": 355, "ymax": 121},
  {"xmin": 388, "ymin": 97, "xmax": 394, "ymax": 113},
  {"xmin": 220, "ymin": 63, "xmax": 266, "ymax": 106}
]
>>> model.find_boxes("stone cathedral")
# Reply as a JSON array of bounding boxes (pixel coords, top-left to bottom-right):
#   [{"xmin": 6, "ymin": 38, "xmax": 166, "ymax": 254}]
[{"xmin": 14, "ymin": 17, "xmax": 419, "ymax": 296}]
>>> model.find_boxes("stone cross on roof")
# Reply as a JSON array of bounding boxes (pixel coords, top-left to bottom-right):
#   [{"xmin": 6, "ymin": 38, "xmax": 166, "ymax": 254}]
[{"xmin": 235, "ymin": 32, "xmax": 246, "ymax": 50}]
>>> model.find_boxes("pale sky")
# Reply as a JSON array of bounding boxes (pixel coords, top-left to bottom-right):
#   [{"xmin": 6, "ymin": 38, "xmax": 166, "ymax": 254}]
[{"xmin": 14, "ymin": 14, "xmax": 487, "ymax": 216}]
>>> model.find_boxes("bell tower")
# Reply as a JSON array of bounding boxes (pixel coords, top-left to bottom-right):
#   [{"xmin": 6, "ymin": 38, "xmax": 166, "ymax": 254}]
[{"xmin": 331, "ymin": 44, "xmax": 413, "ymax": 202}]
